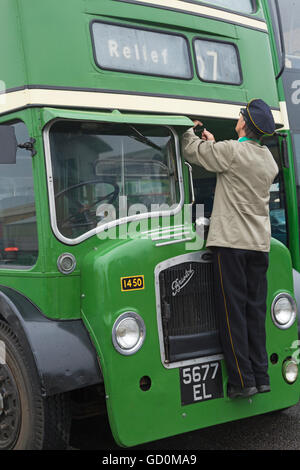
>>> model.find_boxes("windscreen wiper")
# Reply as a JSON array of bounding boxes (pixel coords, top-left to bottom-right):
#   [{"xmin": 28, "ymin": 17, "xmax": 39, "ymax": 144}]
[{"xmin": 128, "ymin": 125, "xmax": 162, "ymax": 152}]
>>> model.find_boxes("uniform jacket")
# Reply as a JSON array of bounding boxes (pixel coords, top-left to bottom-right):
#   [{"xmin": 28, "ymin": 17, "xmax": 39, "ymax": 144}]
[{"xmin": 182, "ymin": 128, "xmax": 279, "ymax": 252}]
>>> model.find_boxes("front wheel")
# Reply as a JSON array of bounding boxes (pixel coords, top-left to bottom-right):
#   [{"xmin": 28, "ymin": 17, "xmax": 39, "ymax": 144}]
[{"xmin": 0, "ymin": 321, "xmax": 71, "ymax": 449}]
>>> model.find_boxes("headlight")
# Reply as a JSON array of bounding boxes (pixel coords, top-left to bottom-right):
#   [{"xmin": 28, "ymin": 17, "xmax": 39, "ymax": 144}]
[
  {"xmin": 282, "ymin": 359, "xmax": 298, "ymax": 384},
  {"xmin": 112, "ymin": 312, "xmax": 146, "ymax": 355},
  {"xmin": 271, "ymin": 293, "xmax": 296, "ymax": 329}
]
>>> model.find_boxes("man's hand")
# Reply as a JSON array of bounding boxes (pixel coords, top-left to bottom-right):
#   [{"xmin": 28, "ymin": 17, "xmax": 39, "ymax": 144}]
[
  {"xmin": 193, "ymin": 120, "xmax": 215, "ymax": 142},
  {"xmin": 202, "ymin": 129, "xmax": 215, "ymax": 142},
  {"xmin": 193, "ymin": 120, "xmax": 203, "ymax": 129}
]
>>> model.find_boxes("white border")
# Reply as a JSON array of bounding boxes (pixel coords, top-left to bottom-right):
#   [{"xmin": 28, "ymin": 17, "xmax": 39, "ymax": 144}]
[
  {"xmin": 122, "ymin": 0, "xmax": 268, "ymax": 32},
  {"xmin": 0, "ymin": 88, "xmax": 285, "ymax": 126}
]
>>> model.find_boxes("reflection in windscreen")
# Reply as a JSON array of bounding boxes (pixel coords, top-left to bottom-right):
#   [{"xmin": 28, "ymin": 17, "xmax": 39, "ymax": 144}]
[{"xmin": 49, "ymin": 121, "xmax": 180, "ymax": 239}]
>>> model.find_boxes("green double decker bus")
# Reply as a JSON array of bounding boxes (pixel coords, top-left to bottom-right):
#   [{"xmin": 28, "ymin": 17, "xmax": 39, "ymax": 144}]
[{"xmin": 0, "ymin": 0, "xmax": 299, "ymax": 450}]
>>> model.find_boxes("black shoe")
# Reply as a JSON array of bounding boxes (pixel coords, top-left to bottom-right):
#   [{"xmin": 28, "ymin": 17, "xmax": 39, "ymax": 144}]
[
  {"xmin": 257, "ymin": 384, "xmax": 271, "ymax": 393},
  {"xmin": 227, "ymin": 384, "xmax": 258, "ymax": 399}
]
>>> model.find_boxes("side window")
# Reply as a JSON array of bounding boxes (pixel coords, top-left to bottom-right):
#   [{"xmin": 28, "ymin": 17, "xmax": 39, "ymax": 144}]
[
  {"xmin": 264, "ymin": 137, "xmax": 288, "ymax": 247},
  {"xmin": 0, "ymin": 121, "xmax": 38, "ymax": 267},
  {"xmin": 193, "ymin": 39, "xmax": 242, "ymax": 85}
]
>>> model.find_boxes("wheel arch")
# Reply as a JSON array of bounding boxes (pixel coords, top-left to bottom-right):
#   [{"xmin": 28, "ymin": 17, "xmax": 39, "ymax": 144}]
[{"xmin": 0, "ymin": 285, "xmax": 102, "ymax": 396}]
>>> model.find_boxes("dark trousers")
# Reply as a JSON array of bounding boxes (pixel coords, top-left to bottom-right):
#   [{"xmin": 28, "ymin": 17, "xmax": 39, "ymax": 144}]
[{"xmin": 212, "ymin": 247, "xmax": 270, "ymax": 388}]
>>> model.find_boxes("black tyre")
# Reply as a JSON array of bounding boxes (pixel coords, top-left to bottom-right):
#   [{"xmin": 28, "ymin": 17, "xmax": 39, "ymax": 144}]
[{"xmin": 0, "ymin": 320, "xmax": 71, "ymax": 450}]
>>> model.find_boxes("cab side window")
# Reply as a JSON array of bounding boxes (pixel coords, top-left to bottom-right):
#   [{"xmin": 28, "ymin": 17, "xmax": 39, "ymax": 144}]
[
  {"xmin": 264, "ymin": 137, "xmax": 288, "ymax": 247},
  {"xmin": 0, "ymin": 121, "xmax": 38, "ymax": 267}
]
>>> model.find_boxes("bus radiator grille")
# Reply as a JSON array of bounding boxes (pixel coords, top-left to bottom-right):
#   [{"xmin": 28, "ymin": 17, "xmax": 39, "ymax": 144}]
[{"xmin": 158, "ymin": 261, "xmax": 222, "ymax": 363}]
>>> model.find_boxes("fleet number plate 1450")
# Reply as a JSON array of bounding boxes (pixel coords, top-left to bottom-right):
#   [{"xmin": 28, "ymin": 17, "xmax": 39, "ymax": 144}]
[
  {"xmin": 121, "ymin": 275, "xmax": 144, "ymax": 291},
  {"xmin": 179, "ymin": 361, "xmax": 224, "ymax": 406}
]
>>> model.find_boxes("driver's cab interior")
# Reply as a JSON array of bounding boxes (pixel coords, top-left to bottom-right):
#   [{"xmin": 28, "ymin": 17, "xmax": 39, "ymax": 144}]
[{"xmin": 49, "ymin": 120, "xmax": 180, "ymax": 240}]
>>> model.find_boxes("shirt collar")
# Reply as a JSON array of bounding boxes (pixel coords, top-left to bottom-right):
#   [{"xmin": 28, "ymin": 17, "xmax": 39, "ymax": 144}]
[{"xmin": 238, "ymin": 136, "xmax": 260, "ymax": 144}]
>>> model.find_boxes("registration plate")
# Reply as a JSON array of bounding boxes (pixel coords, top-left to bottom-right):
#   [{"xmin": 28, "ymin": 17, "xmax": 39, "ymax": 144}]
[{"xmin": 179, "ymin": 361, "xmax": 223, "ymax": 405}]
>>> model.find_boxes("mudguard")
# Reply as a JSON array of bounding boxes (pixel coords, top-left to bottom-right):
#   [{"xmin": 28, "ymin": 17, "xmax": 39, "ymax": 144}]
[{"xmin": 0, "ymin": 286, "xmax": 102, "ymax": 396}]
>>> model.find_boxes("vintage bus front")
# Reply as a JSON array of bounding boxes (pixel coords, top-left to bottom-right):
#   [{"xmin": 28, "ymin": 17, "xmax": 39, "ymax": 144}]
[{"xmin": 0, "ymin": 0, "xmax": 299, "ymax": 449}]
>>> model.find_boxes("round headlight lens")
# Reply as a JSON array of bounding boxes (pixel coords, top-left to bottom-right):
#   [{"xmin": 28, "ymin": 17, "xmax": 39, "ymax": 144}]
[
  {"xmin": 271, "ymin": 294, "xmax": 296, "ymax": 329},
  {"xmin": 116, "ymin": 318, "xmax": 140, "ymax": 349},
  {"xmin": 112, "ymin": 312, "xmax": 146, "ymax": 355},
  {"xmin": 283, "ymin": 359, "xmax": 298, "ymax": 384}
]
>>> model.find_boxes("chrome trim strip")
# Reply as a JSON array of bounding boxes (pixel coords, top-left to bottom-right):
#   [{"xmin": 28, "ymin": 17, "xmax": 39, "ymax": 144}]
[
  {"xmin": 144, "ymin": 224, "xmax": 187, "ymax": 236},
  {"xmin": 43, "ymin": 119, "xmax": 185, "ymax": 245},
  {"xmin": 142, "ymin": 224, "xmax": 192, "ymax": 239},
  {"xmin": 154, "ymin": 250, "xmax": 223, "ymax": 369},
  {"xmin": 155, "ymin": 237, "xmax": 193, "ymax": 247},
  {"xmin": 151, "ymin": 230, "xmax": 191, "ymax": 240}
]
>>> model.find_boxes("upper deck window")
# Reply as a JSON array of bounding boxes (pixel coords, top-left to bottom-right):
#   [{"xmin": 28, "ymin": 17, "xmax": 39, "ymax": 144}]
[
  {"xmin": 91, "ymin": 22, "xmax": 192, "ymax": 79},
  {"xmin": 195, "ymin": 0, "xmax": 254, "ymax": 14},
  {"xmin": 277, "ymin": 0, "xmax": 300, "ymax": 69},
  {"xmin": 194, "ymin": 39, "xmax": 242, "ymax": 84}
]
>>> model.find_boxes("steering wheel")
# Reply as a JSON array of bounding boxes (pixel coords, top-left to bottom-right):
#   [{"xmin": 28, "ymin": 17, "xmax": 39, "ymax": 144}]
[{"xmin": 55, "ymin": 179, "xmax": 120, "ymax": 228}]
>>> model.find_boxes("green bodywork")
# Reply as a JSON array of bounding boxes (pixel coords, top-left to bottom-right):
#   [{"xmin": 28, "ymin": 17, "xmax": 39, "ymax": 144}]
[
  {"xmin": 0, "ymin": 0, "xmax": 279, "ymax": 106},
  {"xmin": 82, "ymin": 231, "xmax": 299, "ymax": 446},
  {"xmin": 0, "ymin": 0, "xmax": 298, "ymax": 447}
]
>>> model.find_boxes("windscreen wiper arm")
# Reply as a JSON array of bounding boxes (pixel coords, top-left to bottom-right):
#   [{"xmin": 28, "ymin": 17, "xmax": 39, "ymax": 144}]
[{"xmin": 128, "ymin": 125, "xmax": 162, "ymax": 152}]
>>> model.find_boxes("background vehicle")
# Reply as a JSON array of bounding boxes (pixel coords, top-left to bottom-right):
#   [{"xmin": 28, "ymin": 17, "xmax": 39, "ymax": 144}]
[
  {"xmin": 0, "ymin": 0, "xmax": 298, "ymax": 449},
  {"xmin": 262, "ymin": 0, "xmax": 300, "ymax": 330}
]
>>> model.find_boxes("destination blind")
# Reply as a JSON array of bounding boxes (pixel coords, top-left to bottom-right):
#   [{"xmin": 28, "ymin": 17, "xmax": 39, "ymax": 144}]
[
  {"xmin": 91, "ymin": 22, "xmax": 192, "ymax": 79},
  {"xmin": 194, "ymin": 39, "xmax": 242, "ymax": 84}
]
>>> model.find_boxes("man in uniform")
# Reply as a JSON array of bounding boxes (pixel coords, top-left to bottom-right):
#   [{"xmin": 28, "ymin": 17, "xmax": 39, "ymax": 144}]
[{"xmin": 182, "ymin": 99, "xmax": 278, "ymax": 398}]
